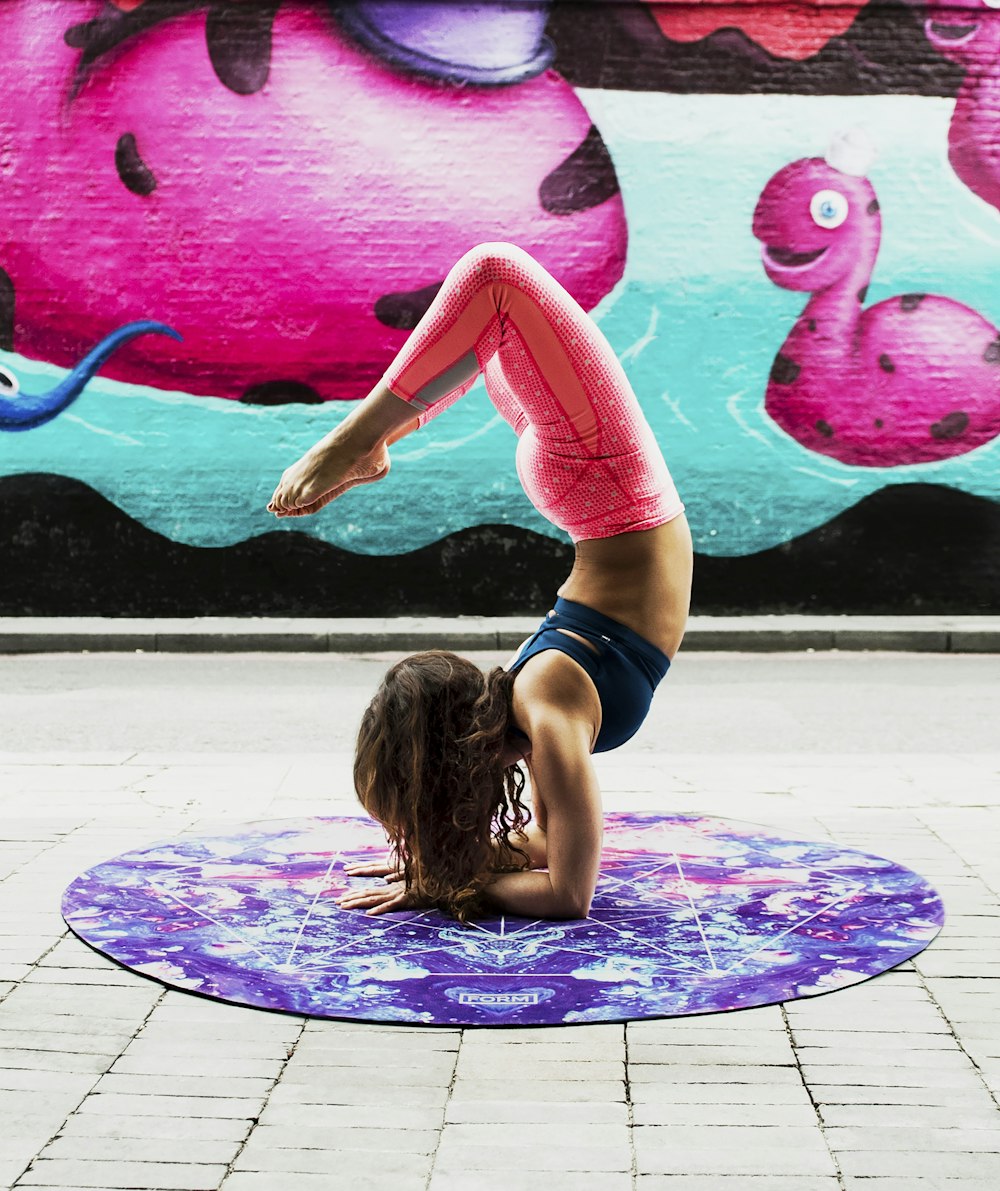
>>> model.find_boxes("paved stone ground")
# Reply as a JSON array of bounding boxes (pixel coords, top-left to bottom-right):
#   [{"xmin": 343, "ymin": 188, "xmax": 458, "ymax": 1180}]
[{"xmin": 1, "ymin": 650, "xmax": 998, "ymax": 1191}]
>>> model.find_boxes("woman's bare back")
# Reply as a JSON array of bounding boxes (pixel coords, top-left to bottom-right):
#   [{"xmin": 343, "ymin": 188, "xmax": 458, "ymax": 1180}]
[{"xmin": 555, "ymin": 515, "xmax": 693, "ymax": 659}]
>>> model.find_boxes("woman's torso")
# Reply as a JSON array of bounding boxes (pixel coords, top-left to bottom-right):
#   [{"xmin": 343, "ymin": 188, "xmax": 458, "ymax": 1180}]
[{"xmin": 504, "ymin": 514, "xmax": 693, "ymax": 755}]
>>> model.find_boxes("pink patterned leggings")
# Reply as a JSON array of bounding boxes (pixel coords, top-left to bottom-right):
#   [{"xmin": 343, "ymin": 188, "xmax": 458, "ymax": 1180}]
[{"xmin": 382, "ymin": 243, "xmax": 684, "ymax": 543}]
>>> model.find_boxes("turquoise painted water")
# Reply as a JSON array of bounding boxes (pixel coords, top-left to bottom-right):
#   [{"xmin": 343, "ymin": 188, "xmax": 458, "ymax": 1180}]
[{"xmin": 2, "ymin": 92, "xmax": 999, "ymax": 557}]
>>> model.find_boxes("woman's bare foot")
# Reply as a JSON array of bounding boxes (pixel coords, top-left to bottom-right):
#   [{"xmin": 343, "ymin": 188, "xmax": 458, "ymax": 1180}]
[{"xmin": 268, "ymin": 438, "xmax": 390, "ymax": 518}]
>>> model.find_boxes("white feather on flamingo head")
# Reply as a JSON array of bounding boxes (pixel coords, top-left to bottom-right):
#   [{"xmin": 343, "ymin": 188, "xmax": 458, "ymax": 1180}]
[{"xmin": 825, "ymin": 128, "xmax": 878, "ymax": 178}]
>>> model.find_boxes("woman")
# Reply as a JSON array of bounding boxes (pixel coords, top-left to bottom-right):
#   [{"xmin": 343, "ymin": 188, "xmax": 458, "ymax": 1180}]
[{"xmin": 268, "ymin": 243, "xmax": 693, "ymax": 922}]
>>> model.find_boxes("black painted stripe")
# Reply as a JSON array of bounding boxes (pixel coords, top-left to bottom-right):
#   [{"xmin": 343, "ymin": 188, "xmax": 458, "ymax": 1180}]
[
  {"xmin": 5, "ymin": 475, "xmax": 995, "ymax": 615},
  {"xmin": 240, "ymin": 380, "xmax": 323, "ymax": 406},
  {"xmin": 0, "ymin": 267, "xmax": 14, "ymax": 352}
]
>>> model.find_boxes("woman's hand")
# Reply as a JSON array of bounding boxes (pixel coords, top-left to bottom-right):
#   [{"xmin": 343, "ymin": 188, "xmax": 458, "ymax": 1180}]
[
  {"xmin": 342, "ymin": 858, "xmax": 405, "ymax": 882},
  {"xmin": 336, "ymin": 882, "xmax": 427, "ymax": 916},
  {"xmin": 339, "ymin": 852, "xmax": 422, "ymax": 915}
]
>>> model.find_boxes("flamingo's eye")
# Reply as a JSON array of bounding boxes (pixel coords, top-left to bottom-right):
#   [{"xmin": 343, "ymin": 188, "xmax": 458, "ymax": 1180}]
[
  {"xmin": 810, "ymin": 189, "xmax": 849, "ymax": 229},
  {"xmin": 0, "ymin": 366, "xmax": 19, "ymax": 397}
]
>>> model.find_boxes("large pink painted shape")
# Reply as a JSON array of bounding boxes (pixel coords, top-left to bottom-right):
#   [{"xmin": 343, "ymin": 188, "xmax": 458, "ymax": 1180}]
[
  {"xmin": 752, "ymin": 157, "xmax": 1000, "ymax": 467},
  {"xmin": 0, "ymin": 1, "xmax": 625, "ymax": 401},
  {"xmin": 919, "ymin": 0, "xmax": 1000, "ymax": 211}
]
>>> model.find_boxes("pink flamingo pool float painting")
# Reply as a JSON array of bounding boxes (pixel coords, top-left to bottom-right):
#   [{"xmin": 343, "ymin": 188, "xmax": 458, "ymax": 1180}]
[
  {"xmin": 913, "ymin": 0, "xmax": 1000, "ymax": 213},
  {"xmin": 0, "ymin": 0, "xmax": 625, "ymax": 404},
  {"xmin": 753, "ymin": 131, "xmax": 1000, "ymax": 467}
]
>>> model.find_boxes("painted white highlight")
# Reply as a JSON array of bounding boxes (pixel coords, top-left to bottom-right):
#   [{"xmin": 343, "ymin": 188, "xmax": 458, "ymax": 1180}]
[
  {"xmin": 148, "ymin": 880, "xmax": 276, "ymax": 967},
  {"xmin": 284, "ymin": 855, "xmax": 340, "ymax": 967}
]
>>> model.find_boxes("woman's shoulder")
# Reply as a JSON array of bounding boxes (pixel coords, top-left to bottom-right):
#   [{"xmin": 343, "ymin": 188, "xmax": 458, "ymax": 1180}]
[{"xmin": 510, "ymin": 647, "xmax": 602, "ymax": 754}]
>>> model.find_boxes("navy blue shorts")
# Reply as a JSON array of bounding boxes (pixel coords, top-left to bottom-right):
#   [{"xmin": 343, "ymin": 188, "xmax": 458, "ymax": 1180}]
[{"xmin": 507, "ymin": 596, "xmax": 671, "ymax": 752}]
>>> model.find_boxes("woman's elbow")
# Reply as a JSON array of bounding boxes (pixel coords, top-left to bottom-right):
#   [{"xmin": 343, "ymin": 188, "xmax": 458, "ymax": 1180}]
[{"xmin": 554, "ymin": 891, "xmax": 593, "ymax": 920}]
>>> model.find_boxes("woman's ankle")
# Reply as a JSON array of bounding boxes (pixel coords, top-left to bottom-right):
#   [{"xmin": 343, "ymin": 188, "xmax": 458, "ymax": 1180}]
[
  {"xmin": 338, "ymin": 384, "xmax": 419, "ymax": 453},
  {"xmin": 386, "ymin": 415, "xmax": 421, "ymax": 446}
]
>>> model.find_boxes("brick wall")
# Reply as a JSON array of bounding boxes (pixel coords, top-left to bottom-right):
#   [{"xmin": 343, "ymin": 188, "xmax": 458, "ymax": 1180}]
[{"xmin": 1, "ymin": 1, "xmax": 997, "ymax": 614}]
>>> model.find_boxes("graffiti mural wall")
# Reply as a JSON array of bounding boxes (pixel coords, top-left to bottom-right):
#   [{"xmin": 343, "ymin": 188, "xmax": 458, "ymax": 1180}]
[{"xmin": 1, "ymin": 0, "xmax": 998, "ymax": 614}]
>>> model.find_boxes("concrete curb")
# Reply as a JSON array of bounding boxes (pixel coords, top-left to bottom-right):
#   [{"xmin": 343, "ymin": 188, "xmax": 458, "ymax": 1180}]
[{"xmin": 1, "ymin": 615, "xmax": 998, "ymax": 653}]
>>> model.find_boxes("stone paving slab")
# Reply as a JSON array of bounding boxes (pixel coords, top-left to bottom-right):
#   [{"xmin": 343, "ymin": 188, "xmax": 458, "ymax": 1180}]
[
  {"xmin": 443, "ymin": 1099, "xmax": 630, "ymax": 1125},
  {"xmin": 429, "ymin": 1176, "xmax": 633, "ymax": 1191},
  {"xmin": 634, "ymin": 1181, "xmax": 843, "ymax": 1191},
  {"xmin": 631, "ymin": 1102, "xmax": 821, "ymax": 1128},
  {"xmin": 231, "ymin": 1148, "xmax": 434, "ymax": 1177},
  {"xmin": 433, "ymin": 1140, "xmax": 632, "ymax": 1174},
  {"xmin": 17, "ymin": 1161, "xmax": 230, "ymax": 1189},
  {"xmin": 633, "ymin": 1084, "xmax": 815, "ymax": 1107},
  {"xmin": 837, "ymin": 1151, "xmax": 1000, "ymax": 1178},
  {"xmin": 1, "ymin": 652, "xmax": 999, "ymax": 1189},
  {"xmin": 839, "ymin": 1182, "xmax": 1000, "ymax": 1191},
  {"xmin": 55, "ymin": 1116, "xmax": 253, "ymax": 1142},
  {"xmin": 241, "ymin": 1124, "xmax": 440, "ymax": 1153},
  {"xmin": 220, "ymin": 1177, "xmax": 428, "ymax": 1191},
  {"xmin": 633, "ymin": 1135, "xmax": 838, "ymax": 1178}
]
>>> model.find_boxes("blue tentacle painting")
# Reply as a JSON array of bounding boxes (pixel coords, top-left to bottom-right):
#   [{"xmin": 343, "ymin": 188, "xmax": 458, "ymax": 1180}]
[{"xmin": 0, "ymin": 321, "xmax": 181, "ymax": 432}]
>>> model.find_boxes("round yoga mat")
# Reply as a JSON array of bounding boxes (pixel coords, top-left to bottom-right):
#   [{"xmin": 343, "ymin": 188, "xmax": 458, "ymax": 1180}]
[{"xmin": 62, "ymin": 813, "xmax": 944, "ymax": 1027}]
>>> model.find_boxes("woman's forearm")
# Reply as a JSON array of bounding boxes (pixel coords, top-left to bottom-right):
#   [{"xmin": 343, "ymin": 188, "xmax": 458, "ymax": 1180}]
[
  {"xmin": 482, "ymin": 869, "xmax": 589, "ymax": 920},
  {"xmin": 499, "ymin": 821, "xmax": 547, "ymax": 870}
]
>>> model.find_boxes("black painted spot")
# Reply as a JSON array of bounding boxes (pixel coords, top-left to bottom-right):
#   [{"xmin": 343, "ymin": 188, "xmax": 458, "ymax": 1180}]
[
  {"xmin": 807, "ymin": 319, "xmax": 817, "ymax": 333},
  {"xmin": 769, "ymin": 354, "xmax": 801, "ymax": 386},
  {"xmin": 878, "ymin": 354, "xmax": 895, "ymax": 373},
  {"xmin": 115, "ymin": 133, "xmax": 157, "ymax": 196},
  {"xmin": 900, "ymin": 293, "xmax": 926, "ymax": 312},
  {"xmin": 0, "ymin": 267, "xmax": 13, "ymax": 352},
  {"xmin": 984, "ymin": 337, "xmax": 1000, "ymax": 365},
  {"xmin": 815, "ymin": 420, "xmax": 834, "ymax": 438},
  {"xmin": 867, "ymin": 199, "xmax": 880, "ymax": 215},
  {"xmin": 375, "ymin": 282, "xmax": 444, "ymax": 331},
  {"xmin": 930, "ymin": 411, "xmax": 969, "ymax": 440},
  {"xmin": 241, "ymin": 381, "xmax": 323, "ymax": 406},
  {"xmin": 875, "ymin": 418, "xmax": 884, "ymax": 429},
  {"xmin": 539, "ymin": 125, "xmax": 621, "ymax": 216},
  {"xmin": 857, "ymin": 286, "xmax": 868, "ymax": 304},
  {"xmin": 205, "ymin": 2, "xmax": 279, "ymax": 95}
]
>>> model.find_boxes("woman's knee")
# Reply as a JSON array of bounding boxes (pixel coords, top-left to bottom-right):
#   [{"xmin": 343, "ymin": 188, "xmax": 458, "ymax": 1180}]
[{"xmin": 456, "ymin": 241, "xmax": 534, "ymax": 280}]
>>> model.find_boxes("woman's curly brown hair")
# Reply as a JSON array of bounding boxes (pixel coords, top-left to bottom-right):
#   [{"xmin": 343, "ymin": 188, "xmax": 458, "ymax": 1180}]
[{"xmin": 353, "ymin": 650, "xmax": 532, "ymax": 923}]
